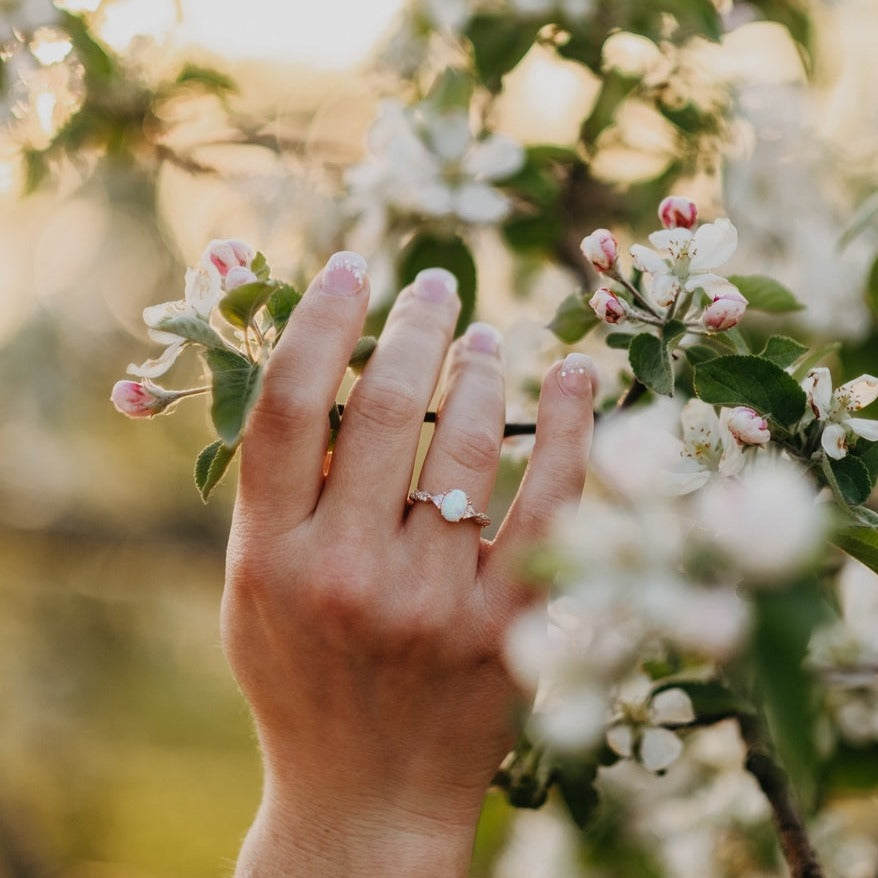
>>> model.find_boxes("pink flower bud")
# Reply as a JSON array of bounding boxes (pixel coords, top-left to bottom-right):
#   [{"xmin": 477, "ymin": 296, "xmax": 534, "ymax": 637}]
[
  {"xmin": 658, "ymin": 196, "xmax": 697, "ymax": 230},
  {"xmin": 726, "ymin": 406, "xmax": 770, "ymax": 445},
  {"xmin": 589, "ymin": 287, "xmax": 628, "ymax": 324},
  {"xmin": 580, "ymin": 229, "xmax": 619, "ymax": 273},
  {"xmin": 110, "ymin": 380, "xmax": 174, "ymax": 418},
  {"xmin": 223, "ymin": 265, "xmax": 258, "ymax": 291},
  {"xmin": 204, "ymin": 239, "xmax": 255, "ymax": 277},
  {"xmin": 701, "ymin": 292, "xmax": 746, "ymax": 331}
]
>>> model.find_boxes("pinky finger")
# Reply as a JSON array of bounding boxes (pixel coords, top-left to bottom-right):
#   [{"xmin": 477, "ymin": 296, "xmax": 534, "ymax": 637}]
[{"xmin": 483, "ymin": 353, "xmax": 596, "ymax": 606}]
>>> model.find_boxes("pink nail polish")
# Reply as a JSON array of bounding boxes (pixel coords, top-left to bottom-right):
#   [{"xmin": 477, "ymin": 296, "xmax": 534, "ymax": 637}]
[
  {"xmin": 413, "ymin": 267, "xmax": 458, "ymax": 303},
  {"xmin": 320, "ymin": 251, "xmax": 367, "ymax": 296},
  {"xmin": 466, "ymin": 322, "xmax": 501, "ymax": 355},
  {"xmin": 557, "ymin": 353, "xmax": 594, "ymax": 397}
]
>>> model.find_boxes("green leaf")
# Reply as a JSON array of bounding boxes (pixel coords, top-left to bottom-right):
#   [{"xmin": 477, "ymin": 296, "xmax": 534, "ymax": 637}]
[
  {"xmin": 251, "ymin": 251, "xmax": 271, "ymax": 282},
  {"xmin": 683, "ymin": 343, "xmax": 719, "ymax": 366},
  {"xmin": 397, "ymin": 233, "xmax": 476, "ymax": 337},
  {"xmin": 60, "ymin": 11, "xmax": 115, "ymax": 83},
  {"xmin": 425, "ymin": 67, "xmax": 473, "ymax": 111},
  {"xmin": 348, "ymin": 336, "xmax": 377, "ymax": 373},
  {"xmin": 651, "ymin": 680, "xmax": 756, "ymax": 723},
  {"xmin": 556, "ymin": 760, "xmax": 600, "ymax": 831},
  {"xmin": 821, "ymin": 741, "xmax": 878, "ymax": 794},
  {"xmin": 465, "ymin": 14, "xmax": 542, "ymax": 88},
  {"xmin": 154, "ymin": 314, "xmax": 228, "ymax": 349},
  {"xmin": 194, "ymin": 439, "xmax": 238, "ymax": 502},
  {"xmin": 694, "ymin": 355, "xmax": 808, "ymax": 427},
  {"xmin": 728, "ymin": 274, "xmax": 804, "ymax": 313},
  {"xmin": 627, "ymin": 322, "xmax": 684, "ymax": 398},
  {"xmin": 832, "ymin": 526, "xmax": 878, "ymax": 576},
  {"xmin": 751, "ymin": 578, "xmax": 832, "ymax": 807},
  {"xmin": 829, "ymin": 455, "xmax": 872, "ymax": 506},
  {"xmin": 759, "ymin": 335, "xmax": 809, "ymax": 369},
  {"xmin": 581, "ymin": 71, "xmax": 639, "ymax": 145},
  {"xmin": 266, "ymin": 282, "xmax": 302, "ymax": 334},
  {"xmin": 852, "ymin": 439, "xmax": 878, "ymax": 484},
  {"xmin": 502, "ymin": 213, "xmax": 564, "ymax": 252},
  {"xmin": 866, "ymin": 255, "xmax": 878, "ymax": 321},
  {"xmin": 546, "ymin": 292, "xmax": 598, "ymax": 343},
  {"xmin": 218, "ymin": 281, "xmax": 274, "ymax": 329},
  {"xmin": 629, "ymin": 332, "xmax": 673, "ymax": 396},
  {"xmin": 606, "ymin": 332, "xmax": 635, "ymax": 350},
  {"xmin": 175, "ymin": 63, "xmax": 236, "ymax": 94},
  {"xmin": 204, "ymin": 349, "xmax": 264, "ymax": 447}
]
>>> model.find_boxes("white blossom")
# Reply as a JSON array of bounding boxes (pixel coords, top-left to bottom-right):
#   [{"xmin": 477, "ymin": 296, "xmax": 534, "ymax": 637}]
[{"xmin": 801, "ymin": 367, "xmax": 878, "ymax": 460}]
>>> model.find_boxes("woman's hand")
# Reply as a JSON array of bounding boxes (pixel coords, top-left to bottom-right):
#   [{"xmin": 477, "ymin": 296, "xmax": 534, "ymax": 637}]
[{"xmin": 222, "ymin": 251, "xmax": 595, "ymax": 877}]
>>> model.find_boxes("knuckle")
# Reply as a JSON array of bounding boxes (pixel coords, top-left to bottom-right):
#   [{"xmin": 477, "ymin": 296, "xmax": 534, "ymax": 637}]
[
  {"xmin": 250, "ymin": 382, "xmax": 325, "ymax": 440},
  {"xmin": 348, "ymin": 374, "xmax": 421, "ymax": 432},
  {"xmin": 444, "ymin": 424, "xmax": 501, "ymax": 474}
]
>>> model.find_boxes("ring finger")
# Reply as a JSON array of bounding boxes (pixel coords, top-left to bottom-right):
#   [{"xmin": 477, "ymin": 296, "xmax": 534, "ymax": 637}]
[{"xmin": 408, "ymin": 322, "xmax": 505, "ymax": 545}]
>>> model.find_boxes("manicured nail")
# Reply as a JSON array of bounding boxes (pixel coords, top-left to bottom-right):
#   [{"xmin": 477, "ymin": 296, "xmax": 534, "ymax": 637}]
[
  {"xmin": 320, "ymin": 251, "xmax": 367, "ymax": 296},
  {"xmin": 466, "ymin": 322, "xmax": 501, "ymax": 355},
  {"xmin": 557, "ymin": 352, "xmax": 594, "ymax": 397},
  {"xmin": 413, "ymin": 267, "xmax": 457, "ymax": 303}
]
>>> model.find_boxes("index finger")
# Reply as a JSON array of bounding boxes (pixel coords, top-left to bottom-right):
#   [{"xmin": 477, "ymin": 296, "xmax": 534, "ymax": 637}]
[{"xmin": 237, "ymin": 251, "xmax": 370, "ymax": 529}]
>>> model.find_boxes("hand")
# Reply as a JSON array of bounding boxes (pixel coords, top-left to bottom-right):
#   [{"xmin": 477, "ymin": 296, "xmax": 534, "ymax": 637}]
[{"xmin": 222, "ymin": 251, "xmax": 595, "ymax": 877}]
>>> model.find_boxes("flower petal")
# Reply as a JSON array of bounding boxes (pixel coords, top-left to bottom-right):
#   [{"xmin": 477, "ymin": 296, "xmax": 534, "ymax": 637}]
[
  {"xmin": 650, "ymin": 688, "xmax": 695, "ymax": 725},
  {"xmin": 630, "ymin": 243, "xmax": 669, "ymax": 276},
  {"xmin": 463, "ymin": 134, "xmax": 524, "ymax": 180},
  {"xmin": 648, "ymin": 227, "xmax": 692, "ymax": 255},
  {"xmin": 453, "ymin": 182, "xmax": 510, "ymax": 224},
  {"xmin": 802, "ymin": 367, "xmax": 833, "ymax": 420},
  {"xmin": 606, "ymin": 723, "xmax": 634, "ymax": 758},
  {"xmin": 847, "ymin": 417, "xmax": 878, "ymax": 441},
  {"xmin": 821, "ymin": 422, "xmax": 848, "ymax": 459},
  {"xmin": 126, "ymin": 340, "xmax": 186, "ymax": 379},
  {"xmin": 639, "ymin": 726, "xmax": 683, "ymax": 772},
  {"xmin": 690, "ymin": 218, "xmax": 737, "ymax": 271},
  {"xmin": 834, "ymin": 374, "xmax": 878, "ymax": 412}
]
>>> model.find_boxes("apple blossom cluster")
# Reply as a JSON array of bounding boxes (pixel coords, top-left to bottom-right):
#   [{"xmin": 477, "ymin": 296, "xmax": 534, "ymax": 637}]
[
  {"xmin": 345, "ymin": 97, "xmax": 525, "ymax": 227},
  {"xmin": 581, "ymin": 196, "xmax": 747, "ymax": 333},
  {"xmin": 504, "ymin": 398, "xmax": 827, "ymax": 772}
]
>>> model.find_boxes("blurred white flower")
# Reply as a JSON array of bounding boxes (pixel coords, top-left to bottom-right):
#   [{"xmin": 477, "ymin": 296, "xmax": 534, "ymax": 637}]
[
  {"xmin": 694, "ymin": 457, "xmax": 826, "ymax": 580},
  {"xmin": 801, "ymin": 367, "xmax": 878, "ymax": 460},
  {"xmin": 345, "ymin": 99, "xmax": 524, "ymax": 226},
  {"xmin": 607, "ymin": 684, "xmax": 695, "ymax": 772},
  {"xmin": 508, "ymin": 0, "xmax": 594, "ymax": 19}
]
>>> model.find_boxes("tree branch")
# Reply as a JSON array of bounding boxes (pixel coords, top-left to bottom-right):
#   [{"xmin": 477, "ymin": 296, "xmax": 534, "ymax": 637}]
[{"xmin": 738, "ymin": 715, "xmax": 824, "ymax": 878}]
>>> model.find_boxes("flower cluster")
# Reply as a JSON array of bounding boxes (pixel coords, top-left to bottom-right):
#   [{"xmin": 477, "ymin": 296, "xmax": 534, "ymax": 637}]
[
  {"xmin": 801, "ymin": 368, "xmax": 878, "ymax": 460},
  {"xmin": 581, "ymin": 196, "xmax": 747, "ymax": 332}
]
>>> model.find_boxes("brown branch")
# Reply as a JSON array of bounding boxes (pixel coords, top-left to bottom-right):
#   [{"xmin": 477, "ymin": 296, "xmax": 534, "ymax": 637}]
[{"xmin": 738, "ymin": 716, "xmax": 824, "ymax": 878}]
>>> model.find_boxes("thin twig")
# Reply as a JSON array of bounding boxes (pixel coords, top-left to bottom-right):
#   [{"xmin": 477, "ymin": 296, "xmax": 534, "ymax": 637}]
[{"xmin": 738, "ymin": 715, "xmax": 825, "ymax": 878}]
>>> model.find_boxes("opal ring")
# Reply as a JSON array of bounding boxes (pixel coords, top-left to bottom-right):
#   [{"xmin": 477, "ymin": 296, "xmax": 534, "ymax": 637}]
[{"xmin": 407, "ymin": 488, "xmax": 491, "ymax": 527}]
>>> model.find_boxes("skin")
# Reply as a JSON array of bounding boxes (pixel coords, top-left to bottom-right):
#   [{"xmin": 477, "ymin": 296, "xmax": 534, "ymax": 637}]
[{"xmin": 222, "ymin": 253, "xmax": 595, "ymax": 877}]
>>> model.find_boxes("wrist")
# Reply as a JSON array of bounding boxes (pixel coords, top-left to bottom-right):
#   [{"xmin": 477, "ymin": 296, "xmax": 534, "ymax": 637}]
[{"xmin": 235, "ymin": 785, "xmax": 479, "ymax": 878}]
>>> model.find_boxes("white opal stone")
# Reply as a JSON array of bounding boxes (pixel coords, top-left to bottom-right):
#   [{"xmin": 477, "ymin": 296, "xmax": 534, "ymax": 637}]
[{"xmin": 440, "ymin": 489, "xmax": 468, "ymax": 522}]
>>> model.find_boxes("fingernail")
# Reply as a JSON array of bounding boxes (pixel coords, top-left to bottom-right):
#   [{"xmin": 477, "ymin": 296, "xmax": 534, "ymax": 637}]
[
  {"xmin": 466, "ymin": 322, "xmax": 501, "ymax": 355},
  {"xmin": 320, "ymin": 251, "xmax": 367, "ymax": 296},
  {"xmin": 413, "ymin": 267, "xmax": 457, "ymax": 303},
  {"xmin": 557, "ymin": 353, "xmax": 594, "ymax": 397}
]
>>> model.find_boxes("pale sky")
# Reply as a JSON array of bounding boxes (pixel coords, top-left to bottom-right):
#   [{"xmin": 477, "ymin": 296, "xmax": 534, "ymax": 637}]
[{"xmin": 94, "ymin": 0, "xmax": 408, "ymax": 68}]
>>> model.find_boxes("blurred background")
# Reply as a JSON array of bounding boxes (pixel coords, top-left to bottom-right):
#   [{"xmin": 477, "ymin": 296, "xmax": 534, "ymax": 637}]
[{"xmin": 1, "ymin": 0, "xmax": 877, "ymax": 875}]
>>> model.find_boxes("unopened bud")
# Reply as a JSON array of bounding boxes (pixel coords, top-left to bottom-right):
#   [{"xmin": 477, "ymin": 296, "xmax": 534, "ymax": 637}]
[
  {"xmin": 701, "ymin": 291, "xmax": 747, "ymax": 331},
  {"xmin": 726, "ymin": 406, "xmax": 770, "ymax": 445},
  {"xmin": 223, "ymin": 265, "xmax": 258, "ymax": 291},
  {"xmin": 580, "ymin": 229, "xmax": 619, "ymax": 273},
  {"xmin": 658, "ymin": 196, "xmax": 697, "ymax": 230},
  {"xmin": 204, "ymin": 239, "xmax": 255, "ymax": 277},
  {"xmin": 110, "ymin": 380, "xmax": 175, "ymax": 418},
  {"xmin": 589, "ymin": 287, "xmax": 628, "ymax": 324}
]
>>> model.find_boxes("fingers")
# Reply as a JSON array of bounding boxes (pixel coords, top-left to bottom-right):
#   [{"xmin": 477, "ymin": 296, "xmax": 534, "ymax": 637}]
[
  {"xmin": 237, "ymin": 251, "xmax": 370, "ymax": 527},
  {"xmin": 484, "ymin": 353, "xmax": 596, "ymax": 605},
  {"xmin": 319, "ymin": 268, "xmax": 461, "ymax": 526},
  {"xmin": 407, "ymin": 323, "xmax": 506, "ymax": 549}
]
